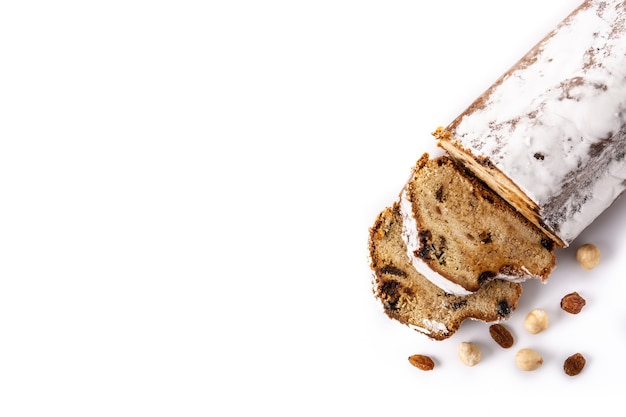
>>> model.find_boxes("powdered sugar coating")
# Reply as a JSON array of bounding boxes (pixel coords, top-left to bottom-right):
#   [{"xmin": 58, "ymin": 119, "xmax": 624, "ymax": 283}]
[
  {"xmin": 449, "ymin": 0, "xmax": 626, "ymax": 245},
  {"xmin": 409, "ymin": 319, "xmax": 449, "ymax": 336}
]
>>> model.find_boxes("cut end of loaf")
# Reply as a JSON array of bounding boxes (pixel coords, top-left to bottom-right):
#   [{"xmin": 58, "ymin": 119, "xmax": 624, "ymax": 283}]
[{"xmin": 433, "ymin": 127, "xmax": 566, "ymax": 248}]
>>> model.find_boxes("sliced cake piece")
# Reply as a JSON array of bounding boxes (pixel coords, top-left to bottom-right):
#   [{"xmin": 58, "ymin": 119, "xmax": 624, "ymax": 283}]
[
  {"xmin": 368, "ymin": 202, "xmax": 523, "ymax": 341},
  {"xmin": 402, "ymin": 153, "xmax": 556, "ymax": 294}
]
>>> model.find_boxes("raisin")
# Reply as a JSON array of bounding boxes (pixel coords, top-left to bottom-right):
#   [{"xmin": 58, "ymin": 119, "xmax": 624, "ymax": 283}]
[
  {"xmin": 378, "ymin": 265, "xmax": 407, "ymax": 278},
  {"xmin": 489, "ymin": 324, "xmax": 514, "ymax": 348},
  {"xmin": 379, "ymin": 280, "xmax": 400, "ymax": 297},
  {"xmin": 564, "ymin": 353, "xmax": 586, "ymax": 376},
  {"xmin": 479, "ymin": 231, "xmax": 492, "ymax": 244},
  {"xmin": 435, "ymin": 185, "xmax": 444, "ymax": 202},
  {"xmin": 497, "ymin": 300, "xmax": 511, "ymax": 317},
  {"xmin": 450, "ymin": 300, "xmax": 468, "ymax": 310},
  {"xmin": 540, "ymin": 237, "xmax": 555, "ymax": 251},
  {"xmin": 417, "ymin": 230, "xmax": 434, "ymax": 260},
  {"xmin": 478, "ymin": 271, "xmax": 496, "ymax": 285},
  {"xmin": 560, "ymin": 292, "xmax": 586, "ymax": 314}
]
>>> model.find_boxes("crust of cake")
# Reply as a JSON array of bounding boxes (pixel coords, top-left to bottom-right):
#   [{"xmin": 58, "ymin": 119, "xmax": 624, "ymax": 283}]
[
  {"xmin": 403, "ymin": 153, "xmax": 556, "ymax": 293},
  {"xmin": 368, "ymin": 202, "xmax": 523, "ymax": 341}
]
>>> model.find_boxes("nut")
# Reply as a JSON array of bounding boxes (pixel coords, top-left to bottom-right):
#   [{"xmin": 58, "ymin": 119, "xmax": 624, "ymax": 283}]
[
  {"xmin": 457, "ymin": 342, "xmax": 482, "ymax": 366},
  {"xmin": 560, "ymin": 292, "xmax": 586, "ymax": 314},
  {"xmin": 489, "ymin": 323, "xmax": 514, "ymax": 348},
  {"xmin": 515, "ymin": 348, "xmax": 543, "ymax": 371},
  {"xmin": 524, "ymin": 309, "xmax": 548, "ymax": 334},
  {"xmin": 563, "ymin": 353, "xmax": 586, "ymax": 376},
  {"xmin": 408, "ymin": 354, "xmax": 435, "ymax": 371},
  {"xmin": 576, "ymin": 243, "xmax": 600, "ymax": 270}
]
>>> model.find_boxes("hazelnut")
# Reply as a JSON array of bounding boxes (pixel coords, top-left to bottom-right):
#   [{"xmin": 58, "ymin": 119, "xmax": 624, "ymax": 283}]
[
  {"xmin": 576, "ymin": 243, "xmax": 600, "ymax": 270},
  {"xmin": 515, "ymin": 348, "xmax": 543, "ymax": 371},
  {"xmin": 457, "ymin": 342, "xmax": 482, "ymax": 366},
  {"xmin": 524, "ymin": 309, "xmax": 548, "ymax": 334}
]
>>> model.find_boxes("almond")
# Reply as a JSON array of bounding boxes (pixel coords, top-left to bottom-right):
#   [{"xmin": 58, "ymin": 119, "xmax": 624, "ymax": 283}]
[{"xmin": 408, "ymin": 354, "xmax": 435, "ymax": 371}]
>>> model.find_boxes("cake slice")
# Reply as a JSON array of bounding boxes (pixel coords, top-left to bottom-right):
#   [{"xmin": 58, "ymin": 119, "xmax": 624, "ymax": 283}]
[
  {"xmin": 402, "ymin": 153, "xmax": 556, "ymax": 294},
  {"xmin": 368, "ymin": 202, "xmax": 523, "ymax": 340}
]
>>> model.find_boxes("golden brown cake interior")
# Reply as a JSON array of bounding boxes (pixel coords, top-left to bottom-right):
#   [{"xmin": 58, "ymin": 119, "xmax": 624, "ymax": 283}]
[
  {"xmin": 434, "ymin": 128, "xmax": 563, "ymax": 246},
  {"xmin": 369, "ymin": 202, "xmax": 523, "ymax": 340},
  {"xmin": 405, "ymin": 153, "xmax": 556, "ymax": 293}
]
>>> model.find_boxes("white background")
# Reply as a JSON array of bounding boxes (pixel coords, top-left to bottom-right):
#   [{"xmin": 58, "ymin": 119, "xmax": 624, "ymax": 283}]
[{"xmin": 1, "ymin": 0, "xmax": 623, "ymax": 415}]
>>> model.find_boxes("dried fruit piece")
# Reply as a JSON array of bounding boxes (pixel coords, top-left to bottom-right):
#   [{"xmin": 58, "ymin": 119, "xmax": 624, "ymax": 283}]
[
  {"xmin": 515, "ymin": 348, "xmax": 543, "ymax": 371},
  {"xmin": 524, "ymin": 309, "xmax": 549, "ymax": 334},
  {"xmin": 576, "ymin": 243, "xmax": 600, "ymax": 270},
  {"xmin": 560, "ymin": 292, "xmax": 586, "ymax": 314},
  {"xmin": 489, "ymin": 323, "xmax": 514, "ymax": 348},
  {"xmin": 408, "ymin": 354, "xmax": 435, "ymax": 371},
  {"xmin": 564, "ymin": 353, "xmax": 586, "ymax": 376},
  {"xmin": 457, "ymin": 342, "xmax": 482, "ymax": 366}
]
